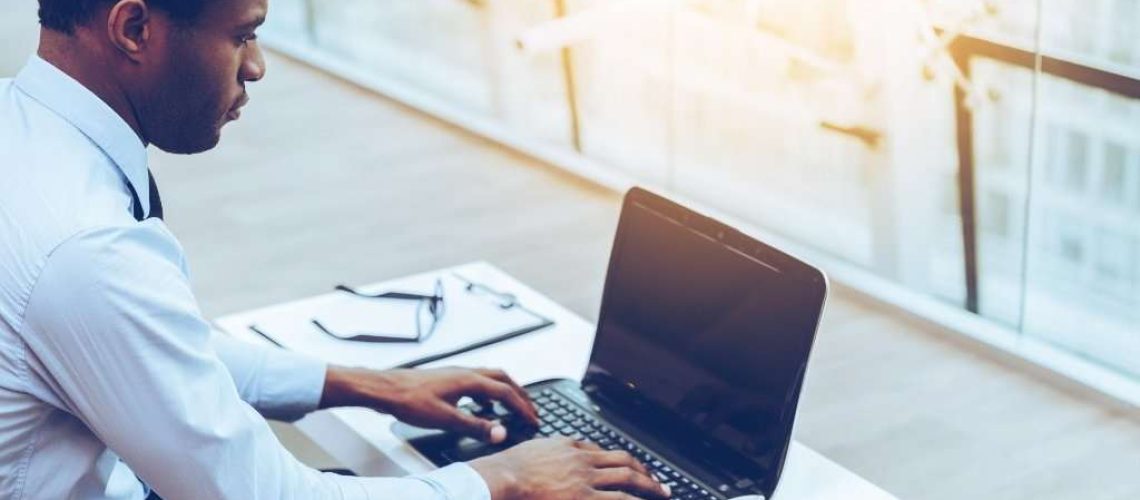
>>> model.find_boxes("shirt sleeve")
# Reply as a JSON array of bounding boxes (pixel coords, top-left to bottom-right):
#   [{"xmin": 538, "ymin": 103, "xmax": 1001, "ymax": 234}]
[
  {"xmin": 210, "ymin": 331, "xmax": 327, "ymax": 422},
  {"xmin": 19, "ymin": 223, "xmax": 491, "ymax": 500}
]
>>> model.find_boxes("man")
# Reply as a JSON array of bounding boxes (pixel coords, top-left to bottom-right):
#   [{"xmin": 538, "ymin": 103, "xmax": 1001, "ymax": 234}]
[{"xmin": 0, "ymin": 0, "xmax": 672, "ymax": 498}]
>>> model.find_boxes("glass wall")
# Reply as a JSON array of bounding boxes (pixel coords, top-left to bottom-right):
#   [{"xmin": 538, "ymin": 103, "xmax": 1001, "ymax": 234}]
[
  {"xmin": 263, "ymin": 0, "xmax": 1140, "ymax": 383},
  {"xmin": 1024, "ymin": 0, "xmax": 1140, "ymax": 376}
]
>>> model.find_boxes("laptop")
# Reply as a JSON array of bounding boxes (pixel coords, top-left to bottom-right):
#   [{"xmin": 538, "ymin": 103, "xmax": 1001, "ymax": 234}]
[{"xmin": 394, "ymin": 187, "xmax": 828, "ymax": 500}]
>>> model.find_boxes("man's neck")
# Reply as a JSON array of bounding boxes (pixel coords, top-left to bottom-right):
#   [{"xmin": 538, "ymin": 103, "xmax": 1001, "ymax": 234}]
[{"xmin": 37, "ymin": 29, "xmax": 148, "ymax": 145}]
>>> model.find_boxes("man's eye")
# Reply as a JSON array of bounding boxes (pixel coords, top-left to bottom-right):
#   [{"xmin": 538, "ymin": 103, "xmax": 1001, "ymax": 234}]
[{"xmin": 239, "ymin": 33, "xmax": 258, "ymax": 45}]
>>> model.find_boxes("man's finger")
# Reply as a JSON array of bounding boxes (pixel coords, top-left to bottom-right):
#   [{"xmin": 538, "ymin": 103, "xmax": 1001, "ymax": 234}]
[
  {"xmin": 590, "ymin": 467, "xmax": 671, "ymax": 499},
  {"xmin": 440, "ymin": 403, "xmax": 506, "ymax": 443},
  {"xmin": 468, "ymin": 377, "xmax": 538, "ymax": 425},
  {"xmin": 572, "ymin": 439, "xmax": 604, "ymax": 451},
  {"xmin": 574, "ymin": 440, "xmax": 652, "ymax": 477},
  {"xmin": 586, "ymin": 450, "xmax": 652, "ymax": 477},
  {"xmin": 476, "ymin": 368, "xmax": 531, "ymax": 402},
  {"xmin": 474, "ymin": 369, "xmax": 538, "ymax": 422},
  {"xmin": 589, "ymin": 492, "xmax": 641, "ymax": 500}
]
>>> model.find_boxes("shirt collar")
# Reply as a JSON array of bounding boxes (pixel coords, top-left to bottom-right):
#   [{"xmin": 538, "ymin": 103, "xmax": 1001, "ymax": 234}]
[{"xmin": 14, "ymin": 55, "xmax": 152, "ymax": 218}]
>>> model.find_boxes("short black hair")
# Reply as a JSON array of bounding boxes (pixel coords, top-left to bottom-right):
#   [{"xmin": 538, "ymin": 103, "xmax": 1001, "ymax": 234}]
[{"xmin": 38, "ymin": 0, "xmax": 211, "ymax": 35}]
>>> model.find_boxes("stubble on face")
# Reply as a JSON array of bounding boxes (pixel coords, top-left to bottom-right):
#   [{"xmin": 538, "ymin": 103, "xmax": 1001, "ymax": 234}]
[{"xmin": 137, "ymin": 5, "xmax": 260, "ymax": 155}]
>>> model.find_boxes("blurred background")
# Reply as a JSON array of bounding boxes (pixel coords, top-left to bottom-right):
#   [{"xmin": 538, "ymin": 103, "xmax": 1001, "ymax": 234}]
[
  {"xmin": 2, "ymin": 0, "xmax": 1138, "ymax": 498},
  {"xmin": 257, "ymin": 0, "xmax": 1140, "ymax": 384}
]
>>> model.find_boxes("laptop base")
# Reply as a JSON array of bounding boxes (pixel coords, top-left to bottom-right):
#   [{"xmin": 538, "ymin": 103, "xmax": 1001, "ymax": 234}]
[{"xmin": 393, "ymin": 379, "xmax": 762, "ymax": 500}]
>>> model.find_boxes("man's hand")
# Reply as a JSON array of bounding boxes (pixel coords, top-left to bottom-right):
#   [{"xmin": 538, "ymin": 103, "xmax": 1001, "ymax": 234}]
[
  {"xmin": 469, "ymin": 438, "xmax": 671, "ymax": 500},
  {"xmin": 319, "ymin": 366, "xmax": 538, "ymax": 443}
]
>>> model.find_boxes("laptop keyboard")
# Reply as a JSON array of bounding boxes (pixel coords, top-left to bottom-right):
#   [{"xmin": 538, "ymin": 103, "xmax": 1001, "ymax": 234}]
[{"xmin": 470, "ymin": 388, "xmax": 722, "ymax": 500}]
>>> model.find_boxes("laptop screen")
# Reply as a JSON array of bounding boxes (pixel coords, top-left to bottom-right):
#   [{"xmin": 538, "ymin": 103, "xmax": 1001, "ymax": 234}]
[{"xmin": 585, "ymin": 189, "xmax": 826, "ymax": 490}]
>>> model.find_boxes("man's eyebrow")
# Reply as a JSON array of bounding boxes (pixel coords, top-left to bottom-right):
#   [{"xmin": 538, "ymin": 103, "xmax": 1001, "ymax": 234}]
[{"xmin": 236, "ymin": 15, "xmax": 266, "ymax": 31}]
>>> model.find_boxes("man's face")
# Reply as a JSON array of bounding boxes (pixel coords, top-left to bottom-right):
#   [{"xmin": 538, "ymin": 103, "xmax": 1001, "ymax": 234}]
[{"xmin": 134, "ymin": 0, "xmax": 267, "ymax": 154}]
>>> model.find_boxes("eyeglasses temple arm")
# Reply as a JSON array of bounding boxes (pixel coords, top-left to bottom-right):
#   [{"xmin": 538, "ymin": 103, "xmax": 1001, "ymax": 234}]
[{"xmin": 335, "ymin": 284, "xmax": 437, "ymax": 301}]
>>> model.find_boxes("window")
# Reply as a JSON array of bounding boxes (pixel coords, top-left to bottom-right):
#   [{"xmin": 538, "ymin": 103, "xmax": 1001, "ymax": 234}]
[
  {"xmin": 1102, "ymin": 142, "xmax": 1128, "ymax": 204},
  {"xmin": 1022, "ymin": 48, "xmax": 1140, "ymax": 377},
  {"xmin": 1058, "ymin": 228, "xmax": 1085, "ymax": 266},
  {"xmin": 1045, "ymin": 124, "xmax": 1065, "ymax": 185},
  {"xmin": 1095, "ymin": 230, "xmax": 1131, "ymax": 284},
  {"xmin": 985, "ymin": 103, "xmax": 1013, "ymax": 168},
  {"xmin": 1110, "ymin": 0, "xmax": 1139, "ymax": 65},
  {"xmin": 1064, "ymin": 130, "xmax": 1089, "ymax": 194},
  {"xmin": 982, "ymin": 191, "xmax": 1011, "ymax": 238},
  {"xmin": 264, "ymin": 0, "xmax": 1140, "ymax": 384}
]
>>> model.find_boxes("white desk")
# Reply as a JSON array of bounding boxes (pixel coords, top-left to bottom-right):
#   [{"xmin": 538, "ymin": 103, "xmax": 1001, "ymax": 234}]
[{"xmin": 216, "ymin": 262, "xmax": 895, "ymax": 500}]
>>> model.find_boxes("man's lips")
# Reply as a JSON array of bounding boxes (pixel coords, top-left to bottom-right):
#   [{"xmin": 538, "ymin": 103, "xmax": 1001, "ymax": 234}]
[{"xmin": 226, "ymin": 95, "xmax": 250, "ymax": 121}]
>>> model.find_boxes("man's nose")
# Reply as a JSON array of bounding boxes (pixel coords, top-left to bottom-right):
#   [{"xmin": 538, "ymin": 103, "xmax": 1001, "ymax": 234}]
[{"xmin": 242, "ymin": 44, "xmax": 267, "ymax": 83}]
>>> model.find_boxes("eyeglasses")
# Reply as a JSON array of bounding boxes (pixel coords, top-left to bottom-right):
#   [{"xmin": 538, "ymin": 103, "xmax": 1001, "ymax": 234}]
[
  {"xmin": 453, "ymin": 273, "xmax": 518, "ymax": 309},
  {"xmin": 312, "ymin": 279, "xmax": 446, "ymax": 343}
]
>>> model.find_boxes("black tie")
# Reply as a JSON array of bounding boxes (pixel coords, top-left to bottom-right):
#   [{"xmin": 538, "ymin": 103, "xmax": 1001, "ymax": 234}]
[
  {"xmin": 130, "ymin": 170, "xmax": 164, "ymax": 221},
  {"xmin": 147, "ymin": 171, "xmax": 163, "ymax": 220}
]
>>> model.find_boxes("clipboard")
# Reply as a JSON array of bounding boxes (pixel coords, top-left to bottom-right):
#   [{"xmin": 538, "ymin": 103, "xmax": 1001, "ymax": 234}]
[{"xmin": 247, "ymin": 273, "xmax": 555, "ymax": 370}]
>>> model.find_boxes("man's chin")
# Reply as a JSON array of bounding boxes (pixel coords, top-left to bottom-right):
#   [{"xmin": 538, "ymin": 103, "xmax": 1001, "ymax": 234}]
[{"xmin": 152, "ymin": 129, "xmax": 222, "ymax": 155}]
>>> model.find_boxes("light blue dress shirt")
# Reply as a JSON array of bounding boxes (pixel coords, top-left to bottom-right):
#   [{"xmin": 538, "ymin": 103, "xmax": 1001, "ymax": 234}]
[{"xmin": 0, "ymin": 56, "xmax": 491, "ymax": 500}]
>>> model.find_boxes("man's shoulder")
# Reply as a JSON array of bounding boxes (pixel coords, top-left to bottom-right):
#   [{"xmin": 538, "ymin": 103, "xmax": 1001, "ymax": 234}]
[
  {"xmin": 1, "ymin": 77, "xmax": 111, "ymax": 174},
  {"xmin": 0, "ymin": 80, "xmax": 156, "ymax": 329},
  {"xmin": 0, "ymin": 79, "xmax": 139, "ymax": 246}
]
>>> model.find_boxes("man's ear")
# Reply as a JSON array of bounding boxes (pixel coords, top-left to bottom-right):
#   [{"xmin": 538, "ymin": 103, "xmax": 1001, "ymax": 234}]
[{"xmin": 106, "ymin": 0, "xmax": 151, "ymax": 62}]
